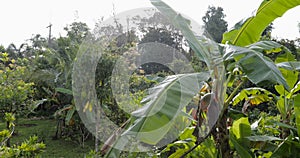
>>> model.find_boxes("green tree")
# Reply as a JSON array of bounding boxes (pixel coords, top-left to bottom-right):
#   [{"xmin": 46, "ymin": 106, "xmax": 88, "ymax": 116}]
[
  {"xmin": 64, "ymin": 22, "xmax": 90, "ymax": 44},
  {"xmin": 202, "ymin": 6, "xmax": 228, "ymax": 43},
  {"xmin": 0, "ymin": 53, "xmax": 35, "ymax": 147},
  {"xmin": 0, "ymin": 53, "xmax": 34, "ymax": 117},
  {"xmin": 138, "ymin": 12, "xmax": 184, "ymax": 50}
]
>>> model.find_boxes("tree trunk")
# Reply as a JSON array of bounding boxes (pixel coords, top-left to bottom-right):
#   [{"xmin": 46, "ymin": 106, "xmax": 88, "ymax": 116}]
[{"xmin": 213, "ymin": 110, "xmax": 232, "ymax": 158}]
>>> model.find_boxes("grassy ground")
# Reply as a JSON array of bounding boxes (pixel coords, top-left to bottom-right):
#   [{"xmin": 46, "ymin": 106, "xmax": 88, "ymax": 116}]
[{"xmin": 0, "ymin": 118, "xmax": 94, "ymax": 158}]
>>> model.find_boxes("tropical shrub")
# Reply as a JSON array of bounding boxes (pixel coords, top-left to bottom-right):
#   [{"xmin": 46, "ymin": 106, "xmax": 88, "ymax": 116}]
[{"xmin": 0, "ymin": 52, "xmax": 34, "ymax": 117}]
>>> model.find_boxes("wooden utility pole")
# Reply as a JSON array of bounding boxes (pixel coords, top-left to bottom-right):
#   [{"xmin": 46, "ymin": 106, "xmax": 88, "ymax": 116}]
[{"xmin": 46, "ymin": 23, "xmax": 52, "ymax": 46}]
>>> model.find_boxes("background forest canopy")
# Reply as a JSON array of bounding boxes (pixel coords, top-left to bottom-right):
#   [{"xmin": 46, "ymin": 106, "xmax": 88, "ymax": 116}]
[{"xmin": 1, "ymin": 1, "xmax": 300, "ymax": 157}]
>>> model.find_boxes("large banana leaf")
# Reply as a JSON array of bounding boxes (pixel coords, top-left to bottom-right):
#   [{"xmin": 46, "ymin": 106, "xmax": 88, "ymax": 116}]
[
  {"xmin": 224, "ymin": 43, "xmax": 289, "ymax": 90},
  {"xmin": 150, "ymin": 0, "xmax": 226, "ymax": 124},
  {"xmin": 224, "ymin": 41, "xmax": 289, "ymax": 61},
  {"xmin": 105, "ymin": 72, "xmax": 209, "ymax": 154},
  {"xmin": 247, "ymin": 41, "xmax": 287, "ymax": 54},
  {"xmin": 222, "ymin": 0, "xmax": 300, "ymax": 46},
  {"xmin": 105, "ymin": 0, "xmax": 226, "ymax": 155},
  {"xmin": 274, "ymin": 51, "xmax": 299, "ymax": 89},
  {"xmin": 277, "ymin": 61, "xmax": 300, "ymax": 71}
]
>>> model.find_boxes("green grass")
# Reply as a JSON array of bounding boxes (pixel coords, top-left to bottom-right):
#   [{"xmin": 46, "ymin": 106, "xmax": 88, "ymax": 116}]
[{"xmin": 0, "ymin": 118, "xmax": 94, "ymax": 158}]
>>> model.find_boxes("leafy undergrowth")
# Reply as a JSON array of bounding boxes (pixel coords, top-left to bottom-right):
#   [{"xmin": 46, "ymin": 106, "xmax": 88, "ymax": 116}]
[{"xmin": 0, "ymin": 118, "xmax": 94, "ymax": 158}]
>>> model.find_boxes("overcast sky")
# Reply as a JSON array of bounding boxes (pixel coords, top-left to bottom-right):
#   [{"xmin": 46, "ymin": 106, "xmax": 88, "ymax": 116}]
[{"xmin": 1, "ymin": 0, "xmax": 300, "ymax": 47}]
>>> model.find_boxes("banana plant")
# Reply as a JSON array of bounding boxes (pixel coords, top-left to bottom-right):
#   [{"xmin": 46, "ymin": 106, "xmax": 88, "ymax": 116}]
[
  {"xmin": 100, "ymin": 0, "xmax": 300, "ymax": 157},
  {"xmin": 102, "ymin": 1, "xmax": 227, "ymax": 154}
]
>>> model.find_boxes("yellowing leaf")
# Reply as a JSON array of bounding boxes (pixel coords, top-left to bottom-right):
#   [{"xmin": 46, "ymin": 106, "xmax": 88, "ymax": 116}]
[{"xmin": 232, "ymin": 87, "xmax": 273, "ymax": 106}]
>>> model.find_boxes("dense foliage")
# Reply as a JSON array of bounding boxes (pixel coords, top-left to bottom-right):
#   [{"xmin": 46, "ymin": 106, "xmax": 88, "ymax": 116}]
[
  {"xmin": 1, "ymin": 0, "xmax": 300, "ymax": 157},
  {"xmin": 101, "ymin": 0, "xmax": 300, "ymax": 157}
]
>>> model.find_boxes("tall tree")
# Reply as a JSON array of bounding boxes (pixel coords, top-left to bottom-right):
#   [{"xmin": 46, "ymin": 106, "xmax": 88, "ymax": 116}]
[
  {"xmin": 64, "ymin": 22, "xmax": 90, "ymax": 44},
  {"xmin": 202, "ymin": 6, "xmax": 228, "ymax": 43}
]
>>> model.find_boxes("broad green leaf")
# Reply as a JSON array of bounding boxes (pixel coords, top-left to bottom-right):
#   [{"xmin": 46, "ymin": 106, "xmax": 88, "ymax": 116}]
[
  {"xmin": 232, "ymin": 87, "xmax": 273, "ymax": 106},
  {"xmin": 276, "ymin": 96, "xmax": 286, "ymax": 117},
  {"xmin": 232, "ymin": 117, "xmax": 251, "ymax": 139},
  {"xmin": 229, "ymin": 131, "xmax": 253, "ymax": 158},
  {"xmin": 116, "ymin": 73, "xmax": 209, "ymax": 146},
  {"xmin": 279, "ymin": 68, "xmax": 298, "ymax": 90},
  {"xmin": 225, "ymin": 45, "xmax": 289, "ymax": 90},
  {"xmin": 275, "ymin": 52, "xmax": 300, "ymax": 91},
  {"xmin": 150, "ymin": 0, "xmax": 210, "ymax": 65},
  {"xmin": 245, "ymin": 136, "xmax": 282, "ymax": 142},
  {"xmin": 275, "ymin": 51, "xmax": 296, "ymax": 63},
  {"xmin": 274, "ymin": 84, "xmax": 288, "ymax": 96},
  {"xmin": 287, "ymin": 81, "xmax": 300, "ymax": 98},
  {"xmin": 222, "ymin": 0, "xmax": 300, "ymax": 46},
  {"xmin": 231, "ymin": 117, "xmax": 252, "ymax": 154},
  {"xmin": 247, "ymin": 41, "xmax": 285, "ymax": 54},
  {"xmin": 294, "ymin": 94, "xmax": 300, "ymax": 137},
  {"xmin": 223, "ymin": 44, "xmax": 250, "ymax": 61},
  {"xmin": 276, "ymin": 61, "xmax": 300, "ymax": 71},
  {"xmin": 225, "ymin": 40, "xmax": 288, "ymax": 60},
  {"xmin": 275, "ymin": 52, "xmax": 299, "ymax": 89},
  {"xmin": 238, "ymin": 52, "xmax": 289, "ymax": 90}
]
